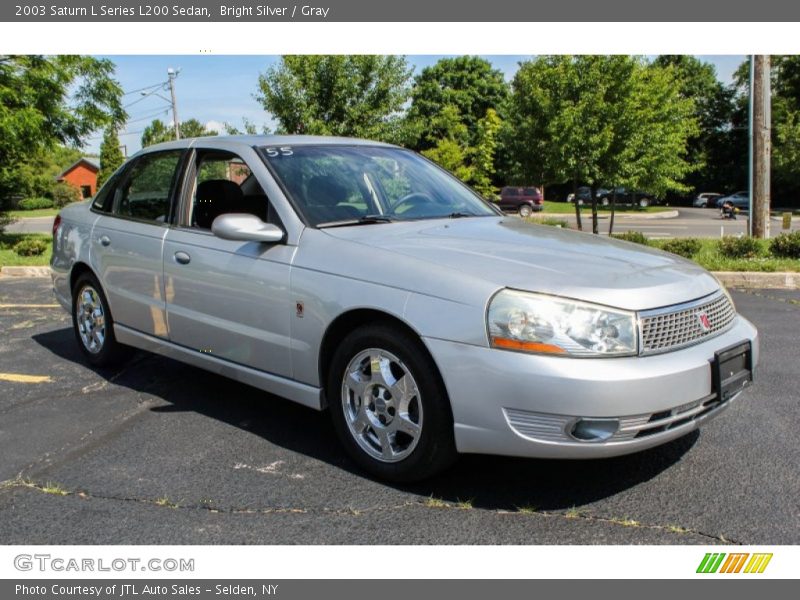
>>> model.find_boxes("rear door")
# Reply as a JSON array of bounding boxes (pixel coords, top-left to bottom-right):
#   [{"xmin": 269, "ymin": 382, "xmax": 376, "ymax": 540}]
[{"xmin": 91, "ymin": 150, "xmax": 185, "ymax": 338}]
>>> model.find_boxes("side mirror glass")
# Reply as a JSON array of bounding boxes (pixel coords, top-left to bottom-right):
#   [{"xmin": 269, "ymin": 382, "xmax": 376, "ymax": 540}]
[{"xmin": 211, "ymin": 213, "xmax": 284, "ymax": 243}]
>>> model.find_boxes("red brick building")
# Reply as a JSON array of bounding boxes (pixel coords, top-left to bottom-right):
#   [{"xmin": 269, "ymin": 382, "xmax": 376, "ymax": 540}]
[{"xmin": 56, "ymin": 157, "xmax": 100, "ymax": 199}]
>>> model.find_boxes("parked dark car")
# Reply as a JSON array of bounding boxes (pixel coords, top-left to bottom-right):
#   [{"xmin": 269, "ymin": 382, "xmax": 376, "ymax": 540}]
[
  {"xmin": 596, "ymin": 187, "xmax": 657, "ymax": 208},
  {"xmin": 567, "ymin": 186, "xmax": 609, "ymax": 205},
  {"xmin": 498, "ymin": 186, "xmax": 543, "ymax": 217},
  {"xmin": 716, "ymin": 191, "xmax": 749, "ymax": 210}
]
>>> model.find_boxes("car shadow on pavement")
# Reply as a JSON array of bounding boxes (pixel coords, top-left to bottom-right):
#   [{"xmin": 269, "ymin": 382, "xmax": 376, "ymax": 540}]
[{"xmin": 33, "ymin": 327, "xmax": 698, "ymax": 512}]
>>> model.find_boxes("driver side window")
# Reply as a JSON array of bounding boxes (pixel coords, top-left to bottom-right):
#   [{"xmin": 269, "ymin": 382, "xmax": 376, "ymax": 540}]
[{"xmin": 189, "ymin": 150, "xmax": 271, "ymax": 230}]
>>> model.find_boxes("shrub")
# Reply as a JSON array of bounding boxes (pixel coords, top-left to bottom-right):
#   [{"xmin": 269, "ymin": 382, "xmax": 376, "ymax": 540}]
[
  {"xmin": 13, "ymin": 238, "xmax": 48, "ymax": 256},
  {"xmin": 660, "ymin": 238, "xmax": 702, "ymax": 259},
  {"xmin": 769, "ymin": 231, "xmax": 800, "ymax": 259},
  {"xmin": 718, "ymin": 235, "xmax": 762, "ymax": 259},
  {"xmin": 52, "ymin": 182, "xmax": 81, "ymax": 208},
  {"xmin": 530, "ymin": 217, "xmax": 569, "ymax": 228},
  {"xmin": 17, "ymin": 197, "xmax": 54, "ymax": 210},
  {"xmin": 611, "ymin": 231, "xmax": 649, "ymax": 245}
]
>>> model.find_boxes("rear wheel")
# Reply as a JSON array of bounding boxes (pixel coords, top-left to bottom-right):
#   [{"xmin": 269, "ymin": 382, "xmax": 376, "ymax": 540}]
[
  {"xmin": 71, "ymin": 272, "xmax": 132, "ymax": 367},
  {"xmin": 518, "ymin": 204, "xmax": 533, "ymax": 218},
  {"xmin": 328, "ymin": 324, "xmax": 457, "ymax": 482},
  {"xmin": 639, "ymin": 197, "xmax": 651, "ymax": 208},
  {"xmin": 600, "ymin": 197, "xmax": 610, "ymax": 207}
]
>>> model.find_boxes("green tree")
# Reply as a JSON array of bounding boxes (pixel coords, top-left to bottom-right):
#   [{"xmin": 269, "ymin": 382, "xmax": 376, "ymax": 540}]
[
  {"xmin": 408, "ymin": 56, "xmax": 508, "ymax": 150},
  {"xmin": 508, "ymin": 55, "xmax": 697, "ymax": 233},
  {"xmin": 471, "ymin": 108, "xmax": 502, "ymax": 198},
  {"xmin": 98, "ymin": 127, "xmax": 124, "ymax": 186},
  {"xmin": 0, "ymin": 55, "xmax": 125, "ymax": 231},
  {"xmin": 4, "ymin": 145, "xmax": 83, "ymax": 201},
  {"xmin": 141, "ymin": 118, "xmax": 218, "ymax": 147},
  {"xmin": 255, "ymin": 55, "xmax": 413, "ymax": 141}
]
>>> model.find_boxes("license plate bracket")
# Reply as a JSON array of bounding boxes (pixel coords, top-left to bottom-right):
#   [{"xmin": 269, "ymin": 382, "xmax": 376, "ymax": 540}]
[{"xmin": 712, "ymin": 341, "xmax": 753, "ymax": 404}]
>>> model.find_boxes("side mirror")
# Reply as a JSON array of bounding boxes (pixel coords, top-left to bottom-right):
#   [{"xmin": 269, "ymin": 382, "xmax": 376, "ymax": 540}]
[{"xmin": 211, "ymin": 213, "xmax": 284, "ymax": 243}]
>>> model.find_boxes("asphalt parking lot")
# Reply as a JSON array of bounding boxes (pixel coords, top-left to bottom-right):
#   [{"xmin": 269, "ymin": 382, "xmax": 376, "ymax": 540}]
[{"xmin": 0, "ymin": 278, "xmax": 798, "ymax": 544}]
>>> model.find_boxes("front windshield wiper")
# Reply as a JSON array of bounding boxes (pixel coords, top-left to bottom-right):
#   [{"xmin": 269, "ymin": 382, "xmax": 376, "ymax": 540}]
[
  {"xmin": 447, "ymin": 212, "xmax": 481, "ymax": 219},
  {"xmin": 317, "ymin": 214, "xmax": 396, "ymax": 228}
]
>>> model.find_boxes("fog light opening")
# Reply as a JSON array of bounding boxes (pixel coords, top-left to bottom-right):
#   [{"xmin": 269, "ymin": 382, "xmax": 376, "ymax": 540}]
[{"xmin": 569, "ymin": 418, "xmax": 619, "ymax": 442}]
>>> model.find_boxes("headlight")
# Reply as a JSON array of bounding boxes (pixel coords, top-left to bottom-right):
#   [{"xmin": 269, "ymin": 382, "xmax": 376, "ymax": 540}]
[{"xmin": 487, "ymin": 289, "xmax": 637, "ymax": 357}]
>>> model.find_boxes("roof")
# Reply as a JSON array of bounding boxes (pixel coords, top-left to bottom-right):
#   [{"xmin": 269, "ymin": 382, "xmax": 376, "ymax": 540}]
[
  {"xmin": 55, "ymin": 157, "xmax": 100, "ymax": 179},
  {"xmin": 139, "ymin": 134, "xmax": 400, "ymax": 155}
]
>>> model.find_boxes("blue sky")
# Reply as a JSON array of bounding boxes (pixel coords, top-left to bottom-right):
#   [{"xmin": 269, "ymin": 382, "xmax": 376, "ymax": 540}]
[{"xmin": 87, "ymin": 55, "xmax": 746, "ymax": 155}]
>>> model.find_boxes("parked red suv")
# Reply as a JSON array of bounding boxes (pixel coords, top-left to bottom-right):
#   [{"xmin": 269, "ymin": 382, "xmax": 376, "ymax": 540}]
[{"xmin": 497, "ymin": 186, "xmax": 544, "ymax": 217}]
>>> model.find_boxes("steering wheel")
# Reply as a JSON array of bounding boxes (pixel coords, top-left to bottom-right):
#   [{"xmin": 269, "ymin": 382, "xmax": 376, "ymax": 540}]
[{"xmin": 389, "ymin": 193, "xmax": 435, "ymax": 217}]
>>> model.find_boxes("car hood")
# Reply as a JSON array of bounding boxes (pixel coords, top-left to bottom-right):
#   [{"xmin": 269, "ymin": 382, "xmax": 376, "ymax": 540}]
[{"xmin": 322, "ymin": 217, "xmax": 720, "ymax": 311}]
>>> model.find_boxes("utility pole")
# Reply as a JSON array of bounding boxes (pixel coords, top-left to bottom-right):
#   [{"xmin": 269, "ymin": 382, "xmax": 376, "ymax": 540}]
[
  {"xmin": 752, "ymin": 55, "xmax": 771, "ymax": 239},
  {"xmin": 167, "ymin": 67, "xmax": 180, "ymax": 140}
]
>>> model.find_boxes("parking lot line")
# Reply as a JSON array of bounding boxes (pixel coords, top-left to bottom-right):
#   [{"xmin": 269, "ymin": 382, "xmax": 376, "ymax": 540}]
[
  {"xmin": 0, "ymin": 373, "xmax": 53, "ymax": 383},
  {"xmin": 0, "ymin": 304, "xmax": 61, "ymax": 309}
]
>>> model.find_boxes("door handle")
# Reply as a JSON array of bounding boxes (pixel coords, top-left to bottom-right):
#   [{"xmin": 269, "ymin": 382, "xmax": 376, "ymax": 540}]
[
  {"xmin": 174, "ymin": 251, "xmax": 191, "ymax": 265},
  {"xmin": 98, "ymin": 235, "xmax": 111, "ymax": 247}
]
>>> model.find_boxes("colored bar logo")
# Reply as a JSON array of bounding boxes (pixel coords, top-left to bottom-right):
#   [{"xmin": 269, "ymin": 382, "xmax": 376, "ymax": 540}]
[{"xmin": 697, "ymin": 552, "xmax": 772, "ymax": 574}]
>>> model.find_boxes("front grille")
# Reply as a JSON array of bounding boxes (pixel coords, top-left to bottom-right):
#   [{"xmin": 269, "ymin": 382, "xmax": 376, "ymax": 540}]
[{"xmin": 639, "ymin": 292, "xmax": 735, "ymax": 355}]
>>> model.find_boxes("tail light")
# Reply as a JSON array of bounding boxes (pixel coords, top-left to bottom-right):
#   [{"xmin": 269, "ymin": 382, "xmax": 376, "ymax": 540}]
[{"xmin": 52, "ymin": 214, "xmax": 62, "ymax": 239}]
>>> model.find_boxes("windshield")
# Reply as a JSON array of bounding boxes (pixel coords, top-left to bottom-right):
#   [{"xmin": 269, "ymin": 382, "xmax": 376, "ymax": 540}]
[{"xmin": 260, "ymin": 144, "xmax": 499, "ymax": 226}]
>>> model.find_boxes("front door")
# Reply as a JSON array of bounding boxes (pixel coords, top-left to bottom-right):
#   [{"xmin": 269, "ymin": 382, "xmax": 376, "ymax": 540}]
[{"xmin": 162, "ymin": 148, "xmax": 294, "ymax": 378}]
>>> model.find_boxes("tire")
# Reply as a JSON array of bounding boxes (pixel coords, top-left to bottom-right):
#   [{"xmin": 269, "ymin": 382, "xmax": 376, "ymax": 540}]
[
  {"xmin": 639, "ymin": 198, "xmax": 651, "ymax": 208},
  {"xmin": 71, "ymin": 272, "xmax": 132, "ymax": 367},
  {"xmin": 327, "ymin": 324, "xmax": 457, "ymax": 482},
  {"xmin": 518, "ymin": 204, "xmax": 533, "ymax": 218},
  {"xmin": 600, "ymin": 197, "xmax": 610, "ymax": 207}
]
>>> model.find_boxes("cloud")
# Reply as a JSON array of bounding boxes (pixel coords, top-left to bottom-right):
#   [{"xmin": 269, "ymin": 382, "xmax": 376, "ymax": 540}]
[{"xmin": 205, "ymin": 120, "xmax": 226, "ymax": 133}]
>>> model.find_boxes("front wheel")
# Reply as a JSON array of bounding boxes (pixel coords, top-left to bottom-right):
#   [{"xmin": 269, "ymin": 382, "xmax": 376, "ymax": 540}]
[
  {"xmin": 71, "ymin": 272, "xmax": 132, "ymax": 367},
  {"xmin": 328, "ymin": 324, "xmax": 457, "ymax": 482},
  {"xmin": 518, "ymin": 204, "xmax": 533, "ymax": 218},
  {"xmin": 639, "ymin": 198, "xmax": 651, "ymax": 208}
]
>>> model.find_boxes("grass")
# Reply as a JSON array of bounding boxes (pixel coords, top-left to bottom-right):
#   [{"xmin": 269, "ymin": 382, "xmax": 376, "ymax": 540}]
[
  {"xmin": 7, "ymin": 207, "xmax": 60, "ymax": 219},
  {"xmin": 541, "ymin": 200, "xmax": 672, "ymax": 215},
  {"xmin": 0, "ymin": 233, "xmax": 52, "ymax": 267},
  {"xmin": 649, "ymin": 237, "xmax": 800, "ymax": 272}
]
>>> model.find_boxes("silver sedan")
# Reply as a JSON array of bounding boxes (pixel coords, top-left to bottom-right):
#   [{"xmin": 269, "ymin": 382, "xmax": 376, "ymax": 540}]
[{"xmin": 51, "ymin": 135, "xmax": 758, "ymax": 481}]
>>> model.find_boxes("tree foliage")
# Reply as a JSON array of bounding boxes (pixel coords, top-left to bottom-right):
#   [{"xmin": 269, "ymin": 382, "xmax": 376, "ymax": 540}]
[
  {"xmin": 508, "ymin": 55, "xmax": 697, "ymax": 232},
  {"xmin": 141, "ymin": 118, "xmax": 218, "ymax": 147},
  {"xmin": 407, "ymin": 56, "xmax": 508, "ymax": 150},
  {"xmin": 0, "ymin": 55, "xmax": 125, "ymax": 230},
  {"xmin": 98, "ymin": 127, "xmax": 124, "ymax": 185},
  {"xmin": 256, "ymin": 55, "xmax": 413, "ymax": 141}
]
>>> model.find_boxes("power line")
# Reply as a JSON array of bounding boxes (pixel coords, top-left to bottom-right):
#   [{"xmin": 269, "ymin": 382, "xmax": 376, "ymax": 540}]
[{"xmin": 121, "ymin": 82, "xmax": 163, "ymax": 96}]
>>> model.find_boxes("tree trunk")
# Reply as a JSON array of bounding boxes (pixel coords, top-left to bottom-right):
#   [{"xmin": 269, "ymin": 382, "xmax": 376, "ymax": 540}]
[
  {"xmin": 590, "ymin": 184, "xmax": 599, "ymax": 234},
  {"xmin": 608, "ymin": 188, "xmax": 617, "ymax": 235},
  {"xmin": 573, "ymin": 177, "xmax": 582, "ymax": 231}
]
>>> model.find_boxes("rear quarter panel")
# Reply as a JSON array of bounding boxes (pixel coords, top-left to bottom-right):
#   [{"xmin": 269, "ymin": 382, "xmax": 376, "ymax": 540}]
[{"xmin": 51, "ymin": 201, "xmax": 97, "ymax": 310}]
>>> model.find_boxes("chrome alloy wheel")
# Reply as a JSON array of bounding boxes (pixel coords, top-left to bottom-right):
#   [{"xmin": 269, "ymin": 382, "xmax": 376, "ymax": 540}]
[
  {"xmin": 75, "ymin": 285, "xmax": 106, "ymax": 354},
  {"xmin": 341, "ymin": 348, "xmax": 423, "ymax": 463}
]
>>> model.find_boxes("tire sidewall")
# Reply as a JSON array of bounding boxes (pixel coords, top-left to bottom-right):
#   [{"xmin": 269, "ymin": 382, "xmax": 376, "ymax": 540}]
[
  {"xmin": 519, "ymin": 204, "xmax": 532, "ymax": 218},
  {"xmin": 71, "ymin": 272, "xmax": 125, "ymax": 367},
  {"xmin": 327, "ymin": 324, "xmax": 456, "ymax": 482}
]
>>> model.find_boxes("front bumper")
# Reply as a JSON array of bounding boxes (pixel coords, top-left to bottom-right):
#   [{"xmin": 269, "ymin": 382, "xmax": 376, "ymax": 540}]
[{"xmin": 424, "ymin": 314, "xmax": 758, "ymax": 459}]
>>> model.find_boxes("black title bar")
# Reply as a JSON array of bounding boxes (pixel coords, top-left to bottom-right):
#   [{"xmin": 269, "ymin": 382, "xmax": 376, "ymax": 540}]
[{"xmin": 3, "ymin": 0, "xmax": 800, "ymax": 22}]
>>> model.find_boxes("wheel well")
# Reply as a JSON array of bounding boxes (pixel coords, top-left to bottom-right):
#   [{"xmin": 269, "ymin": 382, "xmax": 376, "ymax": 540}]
[
  {"xmin": 69, "ymin": 262, "xmax": 94, "ymax": 295},
  {"xmin": 318, "ymin": 309, "xmax": 446, "ymax": 408}
]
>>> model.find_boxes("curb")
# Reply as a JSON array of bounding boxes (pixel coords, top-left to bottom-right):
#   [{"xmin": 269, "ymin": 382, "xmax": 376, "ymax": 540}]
[
  {"xmin": 712, "ymin": 271, "xmax": 799, "ymax": 290},
  {"xmin": 540, "ymin": 209, "xmax": 679, "ymax": 220},
  {"xmin": 0, "ymin": 266, "xmax": 51, "ymax": 278}
]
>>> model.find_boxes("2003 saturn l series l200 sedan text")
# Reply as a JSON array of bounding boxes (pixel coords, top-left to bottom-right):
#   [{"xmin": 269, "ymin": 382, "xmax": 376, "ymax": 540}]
[{"xmin": 50, "ymin": 135, "xmax": 758, "ymax": 482}]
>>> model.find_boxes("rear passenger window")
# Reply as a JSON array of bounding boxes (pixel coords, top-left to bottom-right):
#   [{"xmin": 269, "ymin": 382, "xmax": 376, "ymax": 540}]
[{"xmin": 113, "ymin": 151, "xmax": 182, "ymax": 223}]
